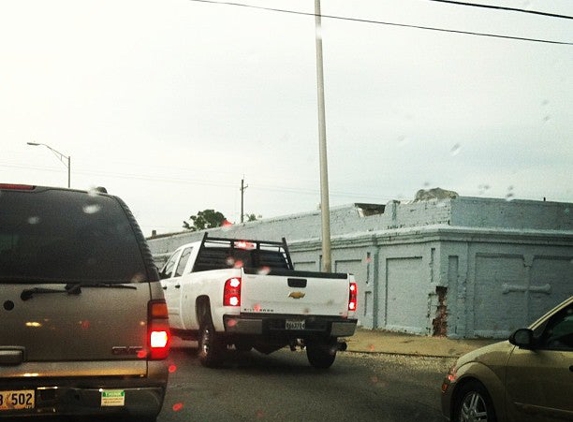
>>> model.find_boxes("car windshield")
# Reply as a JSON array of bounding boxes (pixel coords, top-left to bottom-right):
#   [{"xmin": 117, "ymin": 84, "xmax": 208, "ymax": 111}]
[
  {"xmin": 1, "ymin": 1, "xmax": 572, "ymax": 421},
  {"xmin": 0, "ymin": 189, "xmax": 147, "ymax": 283}
]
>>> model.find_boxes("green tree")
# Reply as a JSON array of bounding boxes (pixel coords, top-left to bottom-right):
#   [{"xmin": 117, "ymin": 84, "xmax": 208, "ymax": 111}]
[
  {"xmin": 183, "ymin": 209, "xmax": 226, "ymax": 231},
  {"xmin": 245, "ymin": 213, "xmax": 261, "ymax": 222}
]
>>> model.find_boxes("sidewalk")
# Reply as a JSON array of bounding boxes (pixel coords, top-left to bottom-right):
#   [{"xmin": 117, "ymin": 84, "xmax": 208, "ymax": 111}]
[{"xmin": 344, "ymin": 328, "xmax": 499, "ymax": 358}]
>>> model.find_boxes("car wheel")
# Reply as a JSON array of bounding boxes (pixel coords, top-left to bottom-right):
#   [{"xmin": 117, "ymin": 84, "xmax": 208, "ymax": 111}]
[
  {"xmin": 454, "ymin": 381, "xmax": 497, "ymax": 422},
  {"xmin": 306, "ymin": 339, "xmax": 336, "ymax": 369},
  {"xmin": 198, "ymin": 320, "xmax": 224, "ymax": 367}
]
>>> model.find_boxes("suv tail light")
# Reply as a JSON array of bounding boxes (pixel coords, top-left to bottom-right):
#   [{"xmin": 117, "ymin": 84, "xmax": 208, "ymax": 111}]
[
  {"xmin": 148, "ymin": 300, "xmax": 170, "ymax": 360},
  {"xmin": 223, "ymin": 277, "xmax": 241, "ymax": 307},
  {"xmin": 348, "ymin": 282, "xmax": 358, "ymax": 312}
]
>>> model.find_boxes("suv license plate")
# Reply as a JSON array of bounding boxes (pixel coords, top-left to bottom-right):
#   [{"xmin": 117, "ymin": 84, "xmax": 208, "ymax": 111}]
[
  {"xmin": 286, "ymin": 320, "xmax": 305, "ymax": 330},
  {"xmin": 0, "ymin": 390, "xmax": 35, "ymax": 411}
]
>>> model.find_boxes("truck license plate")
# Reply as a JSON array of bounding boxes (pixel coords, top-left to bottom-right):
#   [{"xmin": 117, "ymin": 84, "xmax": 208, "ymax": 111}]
[
  {"xmin": 286, "ymin": 320, "xmax": 305, "ymax": 330},
  {"xmin": 0, "ymin": 390, "xmax": 35, "ymax": 411}
]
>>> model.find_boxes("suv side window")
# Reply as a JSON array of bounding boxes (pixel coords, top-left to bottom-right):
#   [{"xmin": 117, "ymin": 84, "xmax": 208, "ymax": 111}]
[
  {"xmin": 174, "ymin": 247, "xmax": 192, "ymax": 277},
  {"xmin": 538, "ymin": 304, "xmax": 573, "ymax": 351}
]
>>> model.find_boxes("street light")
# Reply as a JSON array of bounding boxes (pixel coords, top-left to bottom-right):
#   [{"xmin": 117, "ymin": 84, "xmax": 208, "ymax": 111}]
[{"xmin": 27, "ymin": 142, "xmax": 71, "ymax": 188}]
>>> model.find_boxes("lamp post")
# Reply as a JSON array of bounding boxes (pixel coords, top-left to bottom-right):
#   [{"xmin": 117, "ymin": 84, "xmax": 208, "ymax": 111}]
[{"xmin": 27, "ymin": 142, "xmax": 71, "ymax": 188}]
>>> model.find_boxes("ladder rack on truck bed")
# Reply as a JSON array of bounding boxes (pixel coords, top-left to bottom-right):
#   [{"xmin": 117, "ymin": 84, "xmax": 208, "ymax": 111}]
[{"xmin": 191, "ymin": 233, "xmax": 295, "ymax": 273}]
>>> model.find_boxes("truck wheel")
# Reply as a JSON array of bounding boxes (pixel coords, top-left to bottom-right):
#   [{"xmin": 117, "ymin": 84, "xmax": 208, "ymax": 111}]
[
  {"xmin": 306, "ymin": 340, "xmax": 336, "ymax": 369},
  {"xmin": 198, "ymin": 321, "xmax": 224, "ymax": 367}
]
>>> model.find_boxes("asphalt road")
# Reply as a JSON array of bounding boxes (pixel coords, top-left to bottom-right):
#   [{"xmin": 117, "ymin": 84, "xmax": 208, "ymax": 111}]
[{"xmin": 158, "ymin": 344, "xmax": 455, "ymax": 422}]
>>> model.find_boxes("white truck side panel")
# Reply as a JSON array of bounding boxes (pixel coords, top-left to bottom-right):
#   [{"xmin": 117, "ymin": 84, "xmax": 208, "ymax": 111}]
[{"xmin": 180, "ymin": 268, "xmax": 243, "ymax": 332}]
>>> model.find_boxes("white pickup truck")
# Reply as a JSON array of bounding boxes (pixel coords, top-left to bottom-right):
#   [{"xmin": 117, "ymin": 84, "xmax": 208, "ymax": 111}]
[{"xmin": 159, "ymin": 234, "xmax": 358, "ymax": 369}]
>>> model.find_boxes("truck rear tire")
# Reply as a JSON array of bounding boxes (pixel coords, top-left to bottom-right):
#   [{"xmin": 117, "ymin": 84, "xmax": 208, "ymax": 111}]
[
  {"xmin": 306, "ymin": 340, "xmax": 337, "ymax": 369},
  {"xmin": 198, "ymin": 321, "xmax": 224, "ymax": 367}
]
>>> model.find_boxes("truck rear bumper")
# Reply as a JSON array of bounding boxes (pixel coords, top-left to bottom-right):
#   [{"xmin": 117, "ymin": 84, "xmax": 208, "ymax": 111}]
[{"xmin": 223, "ymin": 314, "xmax": 357, "ymax": 338}]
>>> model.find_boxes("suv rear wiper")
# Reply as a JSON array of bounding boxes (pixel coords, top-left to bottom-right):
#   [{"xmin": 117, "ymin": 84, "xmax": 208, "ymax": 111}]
[
  {"xmin": 76, "ymin": 282, "xmax": 137, "ymax": 290},
  {"xmin": 20, "ymin": 283, "xmax": 136, "ymax": 300},
  {"xmin": 20, "ymin": 285, "xmax": 81, "ymax": 301}
]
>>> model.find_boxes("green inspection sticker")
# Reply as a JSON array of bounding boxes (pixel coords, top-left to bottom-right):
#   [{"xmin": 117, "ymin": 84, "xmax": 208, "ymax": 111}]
[{"xmin": 101, "ymin": 390, "xmax": 125, "ymax": 407}]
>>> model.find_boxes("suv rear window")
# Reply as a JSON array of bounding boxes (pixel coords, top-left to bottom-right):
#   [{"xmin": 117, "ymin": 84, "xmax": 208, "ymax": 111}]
[{"xmin": 0, "ymin": 187, "xmax": 147, "ymax": 283}]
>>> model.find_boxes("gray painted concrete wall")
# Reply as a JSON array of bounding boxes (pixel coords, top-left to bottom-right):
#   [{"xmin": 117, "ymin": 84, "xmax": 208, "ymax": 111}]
[{"xmin": 147, "ymin": 197, "xmax": 573, "ymax": 338}]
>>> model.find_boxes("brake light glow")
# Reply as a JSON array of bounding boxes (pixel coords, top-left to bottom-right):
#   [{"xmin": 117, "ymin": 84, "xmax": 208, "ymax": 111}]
[
  {"xmin": 348, "ymin": 282, "xmax": 358, "ymax": 312},
  {"xmin": 224, "ymin": 277, "xmax": 241, "ymax": 306},
  {"xmin": 151, "ymin": 331, "xmax": 169, "ymax": 348},
  {"xmin": 148, "ymin": 300, "xmax": 170, "ymax": 360}
]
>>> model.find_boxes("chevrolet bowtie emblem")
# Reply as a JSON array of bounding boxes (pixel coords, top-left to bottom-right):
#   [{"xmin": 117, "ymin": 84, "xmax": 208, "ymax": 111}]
[{"xmin": 288, "ymin": 291, "xmax": 305, "ymax": 299}]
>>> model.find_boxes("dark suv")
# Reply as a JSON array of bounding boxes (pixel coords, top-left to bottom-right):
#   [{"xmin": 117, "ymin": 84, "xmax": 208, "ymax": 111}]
[{"xmin": 0, "ymin": 184, "xmax": 170, "ymax": 421}]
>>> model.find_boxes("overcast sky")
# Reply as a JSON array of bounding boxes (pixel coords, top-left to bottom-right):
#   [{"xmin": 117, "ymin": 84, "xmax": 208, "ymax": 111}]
[{"xmin": 2, "ymin": 0, "xmax": 572, "ymax": 236}]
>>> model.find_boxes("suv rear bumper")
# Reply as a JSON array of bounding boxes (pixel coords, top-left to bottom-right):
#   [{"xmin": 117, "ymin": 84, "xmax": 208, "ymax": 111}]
[
  {"xmin": 223, "ymin": 314, "xmax": 357, "ymax": 337},
  {"xmin": 0, "ymin": 376, "xmax": 167, "ymax": 418}
]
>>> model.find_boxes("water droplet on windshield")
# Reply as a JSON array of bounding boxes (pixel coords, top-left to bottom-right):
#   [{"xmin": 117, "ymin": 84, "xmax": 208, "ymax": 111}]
[
  {"xmin": 28, "ymin": 216, "xmax": 41, "ymax": 225},
  {"xmin": 450, "ymin": 143, "xmax": 462, "ymax": 156},
  {"xmin": 541, "ymin": 100, "xmax": 551, "ymax": 123},
  {"xmin": 505, "ymin": 186, "xmax": 515, "ymax": 201},
  {"xmin": 478, "ymin": 184, "xmax": 490, "ymax": 195},
  {"xmin": 83, "ymin": 204, "xmax": 101, "ymax": 214},
  {"xmin": 131, "ymin": 273, "xmax": 146, "ymax": 283},
  {"xmin": 257, "ymin": 266, "xmax": 271, "ymax": 275}
]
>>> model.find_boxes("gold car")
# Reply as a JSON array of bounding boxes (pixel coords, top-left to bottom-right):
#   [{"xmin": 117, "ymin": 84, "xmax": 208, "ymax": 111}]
[{"xmin": 441, "ymin": 296, "xmax": 573, "ymax": 422}]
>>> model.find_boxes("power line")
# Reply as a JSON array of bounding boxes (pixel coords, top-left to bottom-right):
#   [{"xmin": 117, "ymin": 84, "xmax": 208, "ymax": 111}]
[
  {"xmin": 0, "ymin": 162, "xmax": 377, "ymax": 201},
  {"xmin": 425, "ymin": 0, "xmax": 573, "ymax": 20},
  {"xmin": 188, "ymin": 0, "xmax": 573, "ymax": 46}
]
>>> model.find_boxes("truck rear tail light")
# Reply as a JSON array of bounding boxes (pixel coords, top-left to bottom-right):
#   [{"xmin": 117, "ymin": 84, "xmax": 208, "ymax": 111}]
[
  {"xmin": 348, "ymin": 282, "xmax": 358, "ymax": 312},
  {"xmin": 148, "ymin": 300, "xmax": 170, "ymax": 360},
  {"xmin": 223, "ymin": 277, "xmax": 241, "ymax": 307}
]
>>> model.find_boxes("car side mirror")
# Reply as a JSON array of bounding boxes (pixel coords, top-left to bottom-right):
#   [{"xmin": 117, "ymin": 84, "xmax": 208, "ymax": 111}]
[{"xmin": 509, "ymin": 328, "xmax": 535, "ymax": 349}]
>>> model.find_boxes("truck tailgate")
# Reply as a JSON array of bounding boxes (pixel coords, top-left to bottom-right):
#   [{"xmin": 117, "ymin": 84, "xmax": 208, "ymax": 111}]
[{"xmin": 240, "ymin": 270, "xmax": 350, "ymax": 317}]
